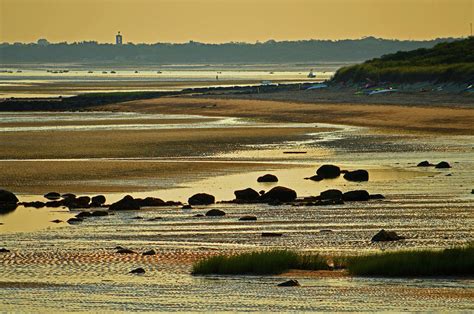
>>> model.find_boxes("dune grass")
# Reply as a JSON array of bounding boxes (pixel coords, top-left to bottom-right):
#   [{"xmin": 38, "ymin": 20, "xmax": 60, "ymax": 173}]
[
  {"xmin": 340, "ymin": 245, "xmax": 474, "ymax": 277},
  {"xmin": 191, "ymin": 250, "xmax": 330, "ymax": 275}
]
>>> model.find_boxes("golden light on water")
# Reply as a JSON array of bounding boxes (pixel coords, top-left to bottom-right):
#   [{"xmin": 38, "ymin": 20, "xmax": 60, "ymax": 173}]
[{"xmin": 0, "ymin": 0, "xmax": 473, "ymax": 43}]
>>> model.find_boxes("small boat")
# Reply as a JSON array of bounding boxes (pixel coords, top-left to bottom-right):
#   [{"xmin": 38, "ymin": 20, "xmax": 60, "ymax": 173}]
[{"xmin": 307, "ymin": 69, "xmax": 316, "ymax": 78}]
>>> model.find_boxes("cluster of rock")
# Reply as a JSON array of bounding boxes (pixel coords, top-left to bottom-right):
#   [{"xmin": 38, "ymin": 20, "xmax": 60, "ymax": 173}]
[
  {"xmin": 417, "ymin": 160, "xmax": 451, "ymax": 168},
  {"xmin": 108, "ymin": 195, "xmax": 180, "ymax": 211},
  {"xmin": 305, "ymin": 165, "xmax": 369, "ymax": 182},
  {"xmin": 20, "ymin": 193, "xmax": 107, "ymax": 209}
]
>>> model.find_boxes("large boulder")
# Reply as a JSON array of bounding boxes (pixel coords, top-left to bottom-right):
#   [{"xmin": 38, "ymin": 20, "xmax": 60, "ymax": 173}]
[
  {"xmin": 371, "ymin": 229, "xmax": 404, "ymax": 242},
  {"xmin": 188, "ymin": 193, "xmax": 215, "ymax": 205},
  {"xmin": 91, "ymin": 195, "xmax": 106, "ymax": 206},
  {"xmin": 343, "ymin": 190, "xmax": 370, "ymax": 201},
  {"xmin": 137, "ymin": 197, "xmax": 166, "ymax": 207},
  {"xmin": 257, "ymin": 174, "xmax": 279, "ymax": 182},
  {"xmin": 0, "ymin": 189, "xmax": 18, "ymax": 204},
  {"xmin": 417, "ymin": 161, "xmax": 433, "ymax": 167},
  {"xmin": 260, "ymin": 186, "xmax": 297, "ymax": 202},
  {"xmin": 343, "ymin": 170, "xmax": 369, "ymax": 182},
  {"xmin": 234, "ymin": 188, "xmax": 260, "ymax": 201},
  {"xmin": 205, "ymin": 209, "xmax": 226, "ymax": 217},
  {"xmin": 316, "ymin": 164, "xmax": 340, "ymax": 179},
  {"xmin": 435, "ymin": 161, "xmax": 451, "ymax": 169},
  {"xmin": 320, "ymin": 189, "xmax": 343, "ymax": 200},
  {"xmin": 67, "ymin": 196, "xmax": 91, "ymax": 209},
  {"xmin": 109, "ymin": 195, "xmax": 140, "ymax": 211}
]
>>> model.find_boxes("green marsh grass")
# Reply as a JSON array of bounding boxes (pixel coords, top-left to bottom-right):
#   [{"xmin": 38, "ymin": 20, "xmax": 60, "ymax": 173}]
[{"xmin": 191, "ymin": 250, "xmax": 330, "ymax": 275}]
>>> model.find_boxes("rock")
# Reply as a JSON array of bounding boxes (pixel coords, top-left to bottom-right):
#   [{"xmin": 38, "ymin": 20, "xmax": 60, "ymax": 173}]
[
  {"xmin": 343, "ymin": 170, "xmax": 369, "ymax": 182},
  {"xmin": 234, "ymin": 188, "xmax": 260, "ymax": 201},
  {"xmin": 67, "ymin": 217, "xmax": 83, "ymax": 224},
  {"xmin": 61, "ymin": 193, "xmax": 76, "ymax": 199},
  {"xmin": 45, "ymin": 200, "xmax": 63, "ymax": 208},
  {"xmin": 130, "ymin": 267, "xmax": 145, "ymax": 274},
  {"xmin": 320, "ymin": 189, "xmax": 343, "ymax": 200},
  {"xmin": 343, "ymin": 190, "xmax": 370, "ymax": 201},
  {"xmin": 205, "ymin": 209, "xmax": 226, "ymax": 217},
  {"xmin": 305, "ymin": 175, "xmax": 324, "ymax": 182},
  {"xmin": 109, "ymin": 195, "xmax": 140, "ymax": 211},
  {"xmin": 239, "ymin": 215, "xmax": 257, "ymax": 221},
  {"xmin": 68, "ymin": 196, "xmax": 91, "ymax": 209},
  {"xmin": 471, "ymin": 189, "xmax": 474, "ymax": 194},
  {"xmin": 76, "ymin": 211, "xmax": 93, "ymax": 218},
  {"xmin": 165, "ymin": 200, "xmax": 182, "ymax": 206},
  {"xmin": 147, "ymin": 217, "xmax": 162, "ymax": 221},
  {"xmin": 21, "ymin": 201, "xmax": 45, "ymax": 208},
  {"xmin": 193, "ymin": 214, "xmax": 205, "ymax": 218},
  {"xmin": 50, "ymin": 219, "xmax": 63, "ymax": 223},
  {"xmin": 91, "ymin": 210, "xmax": 108, "ymax": 217},
  {"xmin": 0, "ymin": 203, "xmax": 18, "ymax": 214},
  {"xmin": 182, "ymin": 204, "xmax": 193, "ymax": 210},
  {"xmin": 435, "ymin": 161, "xmax": 451, "ymax": 169},
  {"xmin": 277, "ymin": 279, "xmax": 300, "ymax": 287},
  {"xmin": 257, "ymin": 174, "xmax": 278, "ymax": 182},
  {"xmin": 259, "ymin": 190, "xmax": 265, "ymax": 195},
  {"xmin": 116, "ymin": 248, "xmax": 135, "ymax": 254},
  {"xmin": 0, "ymin": 248, "xmax": 10, "ymax": 253},
  {"xmin": 417, "ymin": 161, "xmax": 433, "ymax": 167},
  {"xmin": 0, "ymin": 189, "xmax": 18, "ymax": 204},
  {"xmin": 138, "ymin": 197, "xmax": 166, "ymax": 207},
  {"xmin": 316, "ymin": 164, "xmax": 340, "ymax": 179},
  {"xmin": 260, "ymin": 186, "xmax": 297, "ymax": 202},
  {"xmin": 91, "ymin": 195, "xmax": 106, "ymax": 206},
  {"xmin": 44, "ymin": 192, "xmax": 61, "ymax": 200},
  {"xmin": 262, "ymin": 232, "xmax": 283, "ymax": 237},
  {"xmin": 369, "ymin": 194, "xmax": 385, "ymax": 200},
  {"xmin": 188, "ymin": 193, "xmax": 215, "ymax": 205},
  {"xmin": 371, "ymin": 229, "xmax": 404, "ymax": 242},
  {"xmin": 142, "ymin": 249, "xmax": 156, "ymax": 256}
]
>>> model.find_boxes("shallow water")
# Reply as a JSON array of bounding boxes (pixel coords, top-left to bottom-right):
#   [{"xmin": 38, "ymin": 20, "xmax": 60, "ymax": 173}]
[{"xmin": 0, "ymin": 111, "xmax": 473, "ymax": 311}]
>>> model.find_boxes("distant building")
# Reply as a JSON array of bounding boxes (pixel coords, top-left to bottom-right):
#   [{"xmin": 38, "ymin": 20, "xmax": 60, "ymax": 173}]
[
  {"xmin": 116, "ymin": 32, "xmax": 123, "ymax": 45},
  {"xmin": 37, "ymin": 38, "xmax": 50, "ymax": 46}
]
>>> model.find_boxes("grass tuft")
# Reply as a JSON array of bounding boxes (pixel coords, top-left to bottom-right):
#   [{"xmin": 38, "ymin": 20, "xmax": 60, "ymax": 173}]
[
  {"xmin": 192, "ymin": 250, "xmax": 330, "ymax": 275},
  {"xmin": 343, "ymin": 245, "xmax": 474, "ymax": 277}
]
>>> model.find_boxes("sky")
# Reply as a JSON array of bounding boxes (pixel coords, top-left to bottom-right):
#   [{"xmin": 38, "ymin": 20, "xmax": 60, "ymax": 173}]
[{"xmin": 0, "ymin": 0, "xmax": 473, "ymax": 43}]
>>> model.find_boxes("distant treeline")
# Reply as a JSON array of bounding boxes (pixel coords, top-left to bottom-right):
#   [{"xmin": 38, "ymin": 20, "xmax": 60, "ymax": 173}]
[
  {"xmin": 0, "ymin": 37, "xmax": 458, "ymax": 64},
  {"xmin": 333, "ymin": 37, "xmax": 474, "ymax": 83}
]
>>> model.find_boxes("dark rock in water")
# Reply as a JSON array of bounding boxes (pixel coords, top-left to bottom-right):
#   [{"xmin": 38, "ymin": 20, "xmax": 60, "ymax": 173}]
[
  {"xmin": 182, "ymin": 204, "xmax": 193, "ymax": 210},
  {"xmin": 260, "ymin": 186, "xmax": 297, "ymax": 202},
  {"xmin": 130, "ymin": 267, "xmax": 146, "ymax": 274},
  {"xmin": 131, "ymin": 216, "xmax": 143, "ymax": 220},
  {"xmin": 138, "ymin": 197, "xmax": 166, "ymax": 207},
  {"xmin": 91, "ymin": 195, "xmax": 106, "ymax": 207},
  {"xmin": 67, "ymin": 217, "xmax": 83, "ymax": 224},
  {"xmin": 435, "ymin": 161, "xmax": 451, "ymax": 169},
  {"xmin": 305, "ymin": 175, "xmax": 324, "ymax": 182},
  {"xmin": 114, "ymin": 246, "xmax": 125, "ymax": 250},
  {"xmin": 109, "ymin": 195, "xmax": 140, "ymax": 211},
  {"xmin": 68, "ymin": 196, "xmax": 91, "ymax": 209},
  {"xmin": 205, "ymin": 209, "xmax": 226, "ymax": 217},
  {"xmin": 371, "ymin": 229, "xmax": 404, "ymax": 242},
  {"xmin": 259, "ymin": 190, "xmax": 265, "ymax": 195},
  {"xmin": 44, "ymin": 192, "xmax": 61, "ymax": 200},
  {"xmin": 417, "ymin": 161, "xmax": 433, "ymax": 167},
  {"xmin": 369, "ymin": 194, "xmax": 385, "ymax": 200},
  {"xmin": 262, "ymin": 232, "xmax": 283, "ymax": 237},
  {"xmin": 0, "ymin": 248, "xmax": 10, "ymax": 253},
  {"xmin": 147, "ymin": 217, "xmax": 162, "ymax": 221},
  {"xmin": 340, "ymin": 170, "xmax": 349, "ymax": 174},
  {"xmin": 277, "ymin": 279, "xmax": 300, "ymax": 287},
  {"xmin": 239, "ymin": 215, "xmax": 257, "ymax": 221},
  {"xmin": 320, "ymin": 189, "xmax": 343, "ymax": 200},
  {"xmin": 21, "ymin": 201, "xmax": 45, "ymax": 208},
  {"xmin": 313, "ymin": 199, "xmax": 344, "ymax": 206},
  {"xmin": 0, "ymin": 203, "xmax": 18, "ymax": 215},
  {"xmin": 45, "ymin": 200, "xmax": 63, "ymax": 208},
  {"xmin": 257, "ymin": 174, "xmax": 278, "ymax": 182},
  {"xmin": 142, "ymin": 249, "xmax": 156, "ymax": 256},
  {"xmin": 0, "ymin": 189, "xmax": 19, "ymax": 204},
  {"xmin": 343, "ymin": 190, "xmax": 370, "ymax": 201},
  {"xmin": 165, "ymin": 200, "xmax": 182, "ymax": 206},
  {"xmin": 319, "ymin": 229, "xmax": 333, "ymax": 233},
  {"xmin": 188, "ymin": 193, "xmax": 215, "ymax": 205},
  {"xmin": 234, "ymin": 188, "xmax": 260, "ymax": 201},
  {"xmin": 471, "ymin": 189, "xmax": 474, "ymax": 194},
  {"xmin": 316, "ymin": 164, "xmax": 340, "ymax": 179},
  {"xmin": 62, "ymin": 193, "xmax": 76, "ymax": 199},
  {"xmin": 343, "ymin": 170, "xmax": 369, "ymax": 182},
  {"xmin": 116, "ymin": 248, "xmax": 135, "ymax": 254},
  {"xmin": 50, "ymin": 219, "xmax": 63, "ymax": 223},
  {"xmin": 76, "ymin": 211, "xmax": 93, "ymax": 218},
  {"xmin": 91, "ymin": 210, "xmax": 108, "ymax": 217},
  {"xmin": 193, "ymin": 214, "xmax": 205, "ymax": 218}
]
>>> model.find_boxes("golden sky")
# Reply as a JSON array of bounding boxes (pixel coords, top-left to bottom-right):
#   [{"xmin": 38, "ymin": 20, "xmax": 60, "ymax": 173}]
[{"xmin": 0, "ymin": 0, "xmax": 473, "ymax": 43}]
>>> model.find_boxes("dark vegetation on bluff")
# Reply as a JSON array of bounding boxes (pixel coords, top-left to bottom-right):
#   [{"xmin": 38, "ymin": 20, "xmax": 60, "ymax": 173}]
[
  {"xmin": 0, "ymin": 37, "xmax": 454, "ymax": 63},
  {"xmin": 332, "ymin": 37, "xmax": 474, "ymax": 83}
]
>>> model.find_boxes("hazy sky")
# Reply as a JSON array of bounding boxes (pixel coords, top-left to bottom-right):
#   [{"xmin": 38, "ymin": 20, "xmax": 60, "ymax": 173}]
[{"xmin": 0, "ymin": 0, "xmax": 473, "ymax": 43}]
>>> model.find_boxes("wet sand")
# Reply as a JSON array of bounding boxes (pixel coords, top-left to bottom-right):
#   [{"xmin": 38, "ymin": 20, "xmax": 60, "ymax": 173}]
[{"xmin": 99, "ymin": 96, "xmax": 474, "ymax": 134}]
